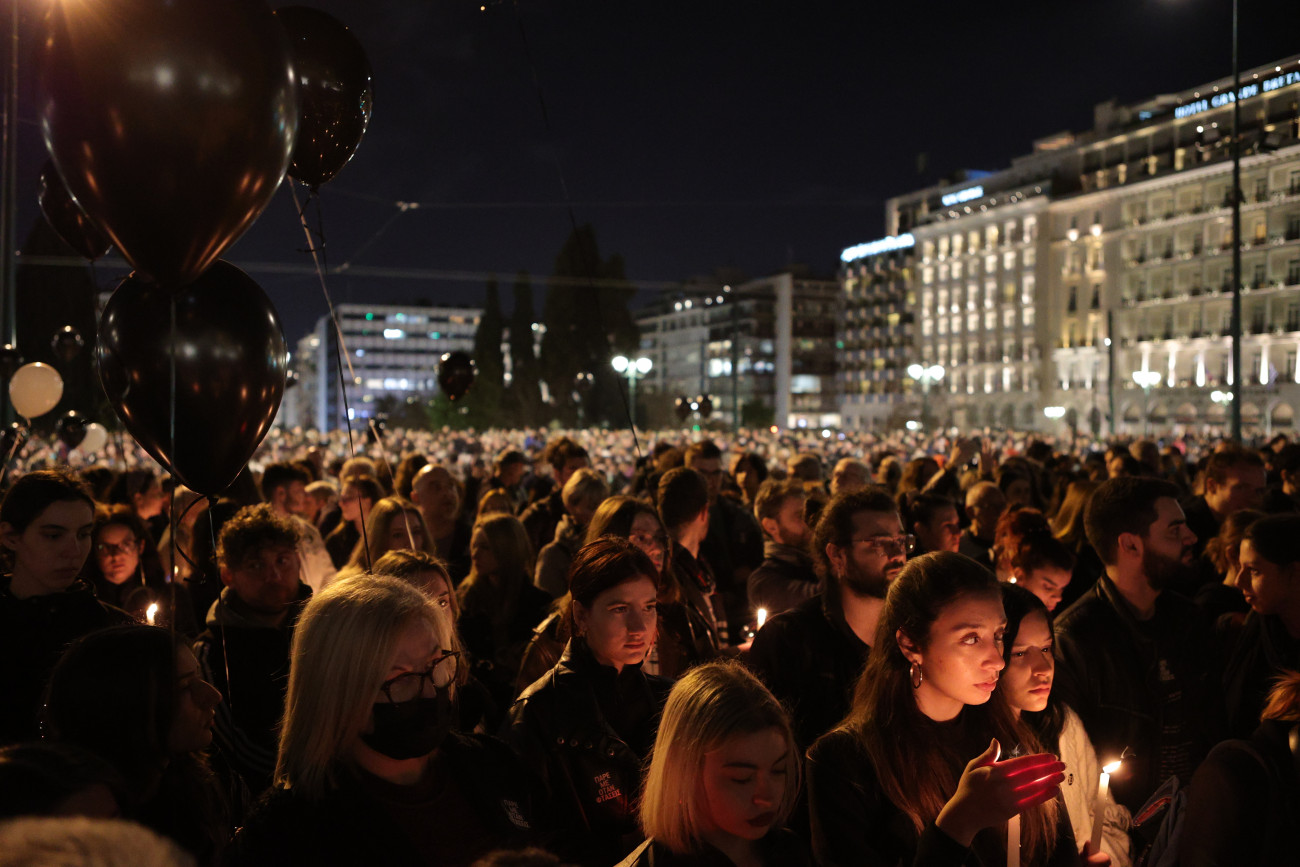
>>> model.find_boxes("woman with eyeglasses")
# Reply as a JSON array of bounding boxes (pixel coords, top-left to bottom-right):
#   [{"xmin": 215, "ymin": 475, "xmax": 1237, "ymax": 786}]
[
  {"xmin": 503, "ymin": 536, "xmax": 669, "ymax": 867},
  {"xmin": 806, "ymin": 552, "xmax": 1103, "ymax": 867},
  {"xmin": 87, "ymin": 506, "xmax": 198, "ymax": 637},
  {"xmin": 226, "ymin": 573, "xmax": 538, "ymax": 866}
]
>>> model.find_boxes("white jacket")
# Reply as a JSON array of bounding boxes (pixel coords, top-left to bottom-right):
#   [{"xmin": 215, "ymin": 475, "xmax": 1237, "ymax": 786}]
[{"xmin": 1058, "ymin": 705, "xmax": 1132, "ymax": 867}]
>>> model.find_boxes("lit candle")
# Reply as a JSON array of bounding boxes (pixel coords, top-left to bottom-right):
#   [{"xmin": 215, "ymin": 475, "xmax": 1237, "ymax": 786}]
[
  {"xmin": 146, "ymin": 602, "xmax": 159, "ymax": 626},
  {"xmin": 1007, "ymin": 814, "xmax": 1020, "ymax": 867},
  {"xmin": 756, "ymin": 608, "xmax": 768, "ymax": 630},
  {"xmin": 1090, "ymin": 760, "xmax": 1121, "ymax": 851}
]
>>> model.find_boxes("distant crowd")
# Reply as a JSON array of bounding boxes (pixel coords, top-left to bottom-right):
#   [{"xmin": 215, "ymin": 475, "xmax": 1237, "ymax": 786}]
[{"xmin": 1, "ymin": 423, "xmax": 1297, "ymax": 867}]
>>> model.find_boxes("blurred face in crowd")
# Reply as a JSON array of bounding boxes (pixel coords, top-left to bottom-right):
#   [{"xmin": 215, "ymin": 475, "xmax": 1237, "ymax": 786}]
[
  {"xmin": 497, "ymin": 460, "xmax": 527, "ymax": 488},
  {"xmin": 1000, "ymin": 610, "xmax": 1054, "ymax": 715},
  {"xmin": 1237, "ymin": 539, "xmax": 1299, "ymax": 624},
  {"xmin": 689, "ymin": 456, "xmax": 725, "ymax": 504},
  {"xmin": 628, "ymin": 511, "xmax": 669, "ymax": 574},
  {"xmin": 95, "ymin": 522, "xmax": 144, "ymax": 586},
  {"xmin": 557, "ymin": 456, "xmax": 590, "ymax": 487},
  {"xmin": 574, "ymin": 576, "xmax": 658, "ymax": 672},
  {"xmin": 1137, "ymin": 497, "xmax": 1198, "ymax": 591},
  {"xmin": 765, "ymin": 494, "xmax": 809, "ymax": 549},
  {"xmin": 414, "ymin": 568, "xmax": 455, "ymax": 615},
  {"xmin": 133, "ymin": 479, "xmax": 167, "ymax": 520},
  {"xmin": 830, "ymin": 459, "xmax": 870, "ymax": 497},
  {"xmin": 413, "ymin": 467, "xmax": 460, "ymax": 525},
  {"xmin": 699, "ymin": 727, "xmax": 790, "ymax": 845},
  {"xmin": 2, "ymin": 500, "xmax": 95, "ymax": 597},
  {"xmin": 829, "ymin": 509, "xmax": 907, "ymax": 598},
  {"xmin": 386, "ymin": 511, "xmax": 426, "ymax": 554},
  {"xmin": 1204, "ymin": 465, "xmax": 1267, "ymax": 520},
  {"xmin": 222, "ymin": 542, "xmax": 301, "ymax": 616},
  {"xmin": 469, "ymin": 528, "xmax": 498, "ymax": 578},
  {"xmin": 903, "ymin": 592, "xmax": 1006, "ymax": 722},
  {"xmin": 1002, "ymin": 477, "xmax": 1033, "ymax": 509},
  {"xmin": 169, "ymin": 645, "xmax": 221, "ymax": 755},
  {"xmin": 1013, "ymin": 566, "xmax": 1070, "ymax": 613},
  {"xmin": 966, "ymin": 485, "xmax": 1006, "ymax": 540},
  {"xmin": 732, "ymin": 457, "xmax": 763, "ymax": 504},
  {"xmin": 915, "ymin": 504, "xmax": 961, "ymax": 555},
  {"xmin": 339, "ymin": 481, "xmax": 374, "ymax": 526},
  {"xmin": 272, "ymin": 481, "xmax": 306, "ymax": 519}
]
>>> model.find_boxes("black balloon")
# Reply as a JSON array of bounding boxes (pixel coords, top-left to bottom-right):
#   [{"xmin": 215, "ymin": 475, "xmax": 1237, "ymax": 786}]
[
  {"xmin": 674, "ymin": 396, "xmax": 691, "ymax": 422},
  {"xmin": 39, "ymin": 0, "xmax": 298, "ymax": 288},
  {"xmin": 438, "ymin": 352, "xmax": 476, "ymax": 402},
  {"xmin": 0, "ymin": 423, "xmax": 27, "ymax": 459},
  {"xmin": 51, "ymin": 326, "xmax": 84, "ymax": 363},
  {"xmin": 55, "ymin": 411, "xmax": 88, "ymax": 449},
  {"xmin": 0, "ymin": 345, "xmax": 22, "ymax": 380},
  {"xmin": 97, "ymin": 261, "xmax": 288, "ymax": 496},
  {"xmin": 39, "ymin": 160, "xmax": 111, "ymax": 261},
  {"xmin": 697, "ymin": 395, "xmax": 714, "ymax": 419},
  {"xmin": 275, "ymin": 6, "xmax": 373, "ymax": 187}
]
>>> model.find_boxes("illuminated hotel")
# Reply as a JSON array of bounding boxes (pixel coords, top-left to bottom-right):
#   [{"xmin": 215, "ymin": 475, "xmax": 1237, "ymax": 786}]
[{"xmin": 839, "ymin": 53, "xmax": 1300, "ymax": 436}]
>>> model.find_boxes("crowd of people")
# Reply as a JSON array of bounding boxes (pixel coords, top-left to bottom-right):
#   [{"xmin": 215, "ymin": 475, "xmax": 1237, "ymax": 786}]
[{"xmin": 1, "ymin": 422, "xmax": 1299, "ymax": 867}]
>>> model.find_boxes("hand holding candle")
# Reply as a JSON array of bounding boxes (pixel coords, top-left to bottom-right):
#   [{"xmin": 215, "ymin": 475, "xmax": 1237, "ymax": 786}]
[{"xmin": 1089, "ymin": 759, "xmax": 1122, "ymax": 852}]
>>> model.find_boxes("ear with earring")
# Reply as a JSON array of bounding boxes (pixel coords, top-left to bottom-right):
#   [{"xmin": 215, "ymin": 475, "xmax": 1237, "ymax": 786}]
[{"xmin": 910, "ymin": 660, "xmax": 924, "ymax": 690}]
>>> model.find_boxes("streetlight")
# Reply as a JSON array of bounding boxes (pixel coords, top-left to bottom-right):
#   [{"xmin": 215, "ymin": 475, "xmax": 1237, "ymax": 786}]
[
  {"xmin": 612, "ymin": 355, "xmax": 653, "ymax": 430},
  {"xmin": 907, "ymin": 363, "xmax": 945, "ymax": 430},
  {"xmin": 1132, "ymin": 369, "xmax": 1162, "ymax": 436}
]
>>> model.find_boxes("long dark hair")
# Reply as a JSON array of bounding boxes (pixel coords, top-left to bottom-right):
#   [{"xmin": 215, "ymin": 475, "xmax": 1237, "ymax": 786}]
[
  {"xmin": 840, "ymin": 552, "xmax": 1057, "ymax": 861},
  {"xmin": 999, "ymin": 582, "xmax": 1066, "ymax": 748},
  {"xmin": 42, "ymin": 625, "xmax": 228, "ymax": 859}
]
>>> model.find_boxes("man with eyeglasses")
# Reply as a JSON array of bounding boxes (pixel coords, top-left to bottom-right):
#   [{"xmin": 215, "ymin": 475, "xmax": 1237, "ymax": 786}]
[
  {"xmin": 748, "ymin": 478, "xmax": 819, "ymax": 618},
  {"xmin": 1053, "ymin": 477, "xmax": 1222, "ymax": 814},
  {"xmin": 194, "ymin": 503, "xmax": 310, "ymax": 794},
  {"xmin": 747, "ymin": 486, "xmax": 908, "ymax": 750}
]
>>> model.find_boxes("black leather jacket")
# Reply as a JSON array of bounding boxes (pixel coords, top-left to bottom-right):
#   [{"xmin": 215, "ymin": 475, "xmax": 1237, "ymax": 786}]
[
  {"xmin": 1053, "ymin": 575, "xmax": 1223, "ymax": 812},
  {"xmin": 501, "ymin": 639, "xmax": 671, "ymax": 866}
]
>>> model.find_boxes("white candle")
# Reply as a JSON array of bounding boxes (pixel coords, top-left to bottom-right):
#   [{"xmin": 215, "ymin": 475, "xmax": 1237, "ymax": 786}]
[
  {"xmin": 1007, "ymin": 814, "xmax": 1020, "ymax": 867},
  {"xmin": 756, "ymin": 608, "xmax": 768, "ymax": 630},
  {"xmin": 1090, "ymin": 760, "xmax": 1121, "ymax": 851},
  {"xmin": 146, "ymin": 602, "xmax": 159, "ymax": 626}
]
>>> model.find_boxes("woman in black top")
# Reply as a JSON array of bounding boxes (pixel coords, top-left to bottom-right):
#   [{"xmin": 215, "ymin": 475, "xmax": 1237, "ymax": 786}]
[
  {"xmin": 622, "ymin": 660, "xmax": 811, "ymax": 867},
  {"xmin": 503, "ymin": 536, "xmax": 669, "ymax": 867},
  {"xmin": 806, "ymin": 551, "xmax": 1100, "ymax": 867}
]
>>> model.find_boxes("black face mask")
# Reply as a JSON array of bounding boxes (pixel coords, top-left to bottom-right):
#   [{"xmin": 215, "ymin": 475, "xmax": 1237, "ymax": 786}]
[{"xmin": 360, "ymin": 690, "xmax": 453, "ymax": 760}]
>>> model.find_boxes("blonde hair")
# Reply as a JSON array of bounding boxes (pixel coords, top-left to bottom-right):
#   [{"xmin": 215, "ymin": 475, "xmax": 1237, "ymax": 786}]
[
  {"xmin": 343, "ymin": 496, "xmax": 435, "ymax": 573},
  {"xmin": 640, "ymin": 661, "xmax": 799, "ymax": 854},
  {"xmin": 1261, "ymin": 669, "xmax": 1300, "ymax": 722},
  {"xmin": 0, "ymin": 817, "xmax": 193, "ymax": 867},
  {"xmin": 274, "ymin": 573, "xmax": 450, "ymax": 799},
  {"xmin": 561, "ymin": 468, "xmax": 610, "ymax": 514}
]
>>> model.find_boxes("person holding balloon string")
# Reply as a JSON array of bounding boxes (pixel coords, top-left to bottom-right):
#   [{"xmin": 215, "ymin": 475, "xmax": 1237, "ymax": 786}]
[
  {"xmin": 805, "ymin": 551, "xmax": 1107, "ymax": 867},
  {"xmin": 0, "ymin": 469, "xmax": 132, "ymax": 744}
]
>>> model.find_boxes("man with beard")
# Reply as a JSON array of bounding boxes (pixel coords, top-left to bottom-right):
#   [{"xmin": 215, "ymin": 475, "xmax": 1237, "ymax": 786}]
[
  {"xmin": 748, "ymin": 478, "xmax": 818, "ymax": 617},
  {"xmin": 747, "ymin": 486, "xmax": 907, "ymax": 750},
  {"xmin": 1053, "ymin": 477, "xmax": 1223, "ymax": 813}
]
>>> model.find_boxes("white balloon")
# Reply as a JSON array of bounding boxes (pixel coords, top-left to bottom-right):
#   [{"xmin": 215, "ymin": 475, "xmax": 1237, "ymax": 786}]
[
  {"xmin": 80, "ymin": 422, "xmax": 109, "ymax": 454},
  {"xmin": 9, "ymin": 362, "xmax": 63, "ymax": 418}
]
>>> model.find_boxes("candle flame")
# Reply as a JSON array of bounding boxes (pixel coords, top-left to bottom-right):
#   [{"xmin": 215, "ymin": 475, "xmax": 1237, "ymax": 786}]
[
  {"xmin": 1102, "ymin": 760, "xmax": 1121, "ymax": 774},
  {"xmin": 146, "ymin": 603, "xmax": 159, "ymax": 625},
  {"xmin": 756, "ymin": 608, "xmax": 768, "ymax": 629}
]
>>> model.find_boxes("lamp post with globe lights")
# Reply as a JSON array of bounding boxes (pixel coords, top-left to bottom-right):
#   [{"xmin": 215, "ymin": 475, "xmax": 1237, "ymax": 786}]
[
  {"xmin": 612, "ymin": 355, "xmax": 653, "ymax": 430},
  {"xmin": 907, "ymin": 363, "xmax": 945, "ymax": 430}
]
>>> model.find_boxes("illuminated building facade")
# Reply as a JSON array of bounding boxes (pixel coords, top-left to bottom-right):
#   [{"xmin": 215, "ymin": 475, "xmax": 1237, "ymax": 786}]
[{"xmin": 296, "ymin": 302, "xmax": 480, "ymax": 431}]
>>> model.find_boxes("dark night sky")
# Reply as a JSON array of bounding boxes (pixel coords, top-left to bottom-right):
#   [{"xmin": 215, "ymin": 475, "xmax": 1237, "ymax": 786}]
[{"xmin": 12, "ymin": 0, "xmax": 1300, "ymax": 343}]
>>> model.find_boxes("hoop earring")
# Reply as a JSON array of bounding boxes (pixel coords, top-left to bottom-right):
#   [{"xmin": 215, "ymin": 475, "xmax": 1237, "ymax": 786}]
[{"xmin": 910, "ymin": 661, "xmax": 923, "ymax": 690}]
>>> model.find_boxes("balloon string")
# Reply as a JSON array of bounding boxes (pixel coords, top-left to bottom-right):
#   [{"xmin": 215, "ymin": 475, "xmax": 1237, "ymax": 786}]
[
  {"xmin": 510, "ymin": 0, "xmax": 640, "ymax": 461},
  {"xmin": 167, "ymin": 292, "xmax": 178, "ymax": 637},
  {"xmin": 288, "ymin": 180, "xmax": 373, "ymax": 571},
  {"xmin": 207, "ymin": 493, "xmax": 234, "ymax": 713},
  {"xmin": 0, "ymin": 421, "xmax": 25, "ymax": 487},
  {"xmin": 169, "ymin": 494, "xmax": 207, "ymax": 577},
  {"xmin": 364, "ymin": 417, "xmax": 410, "ymax": 565}
]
